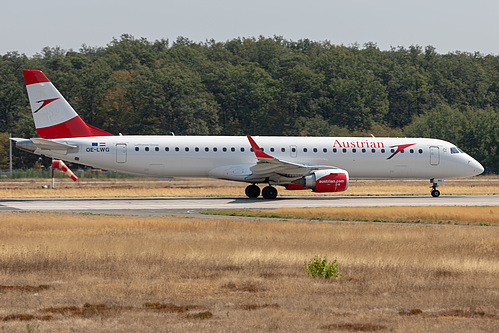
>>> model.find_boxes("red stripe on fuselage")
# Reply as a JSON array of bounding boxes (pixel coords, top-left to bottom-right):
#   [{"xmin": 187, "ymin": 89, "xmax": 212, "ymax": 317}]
[
  {"xmin": 36, "ymin": 116, "xmax": 114, "ymax": 138},
  {"xmin": 23, "ymin": 70, "xmax": 50, "ymax": 85}
]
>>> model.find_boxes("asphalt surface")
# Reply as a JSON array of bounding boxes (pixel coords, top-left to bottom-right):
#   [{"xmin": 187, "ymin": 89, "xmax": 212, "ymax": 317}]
[{"xmin": 1, "ymin": 195, "xmax": 497, "ymax": 216}]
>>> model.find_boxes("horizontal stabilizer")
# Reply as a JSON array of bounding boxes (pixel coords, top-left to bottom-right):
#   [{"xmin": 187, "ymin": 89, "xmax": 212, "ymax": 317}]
[{"xmin": 30, "ymin": 138, "xmax": 78, "ymax": 151}]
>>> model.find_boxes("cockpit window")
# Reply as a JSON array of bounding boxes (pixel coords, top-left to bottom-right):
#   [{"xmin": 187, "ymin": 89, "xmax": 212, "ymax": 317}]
[{"xmin": 450, "ymin": 147, "xmax": 460, "ymax": 154}]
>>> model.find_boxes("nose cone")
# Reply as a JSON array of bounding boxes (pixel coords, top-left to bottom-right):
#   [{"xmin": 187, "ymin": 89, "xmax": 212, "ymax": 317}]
[{"xmin": 469, "ymin": 159, "xmax": 484, "ymax": 176}]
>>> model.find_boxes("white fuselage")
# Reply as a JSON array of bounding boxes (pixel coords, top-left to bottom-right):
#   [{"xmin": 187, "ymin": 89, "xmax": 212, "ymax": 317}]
[{"xmin": 36, "ymin": 135, "xmax": 483, "ymax": 182}]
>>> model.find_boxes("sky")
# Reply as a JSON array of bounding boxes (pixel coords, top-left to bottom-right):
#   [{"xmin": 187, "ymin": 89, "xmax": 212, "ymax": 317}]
[{"xmin": 2, "ymin": 0, "xmax": 498, "ymax": 57}]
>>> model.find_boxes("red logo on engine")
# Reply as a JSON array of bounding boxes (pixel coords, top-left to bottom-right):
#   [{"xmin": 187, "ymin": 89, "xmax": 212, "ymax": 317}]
[{"xmin": 314, "ymin": 173, "xmax": 348, "ymax": 192}]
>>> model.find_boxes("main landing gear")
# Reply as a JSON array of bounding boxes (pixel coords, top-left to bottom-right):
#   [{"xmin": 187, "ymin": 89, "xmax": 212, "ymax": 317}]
[
  {"xmin": 245, "ymin": 184, "xmax": 278, "ymax": 199},
  {"xmin": 245, "ymin": 184, "xmax": 260, "ymax": 198},
  {"xmin": 430, "ymin": 178, "xmax": 444, "ymax": 197}
]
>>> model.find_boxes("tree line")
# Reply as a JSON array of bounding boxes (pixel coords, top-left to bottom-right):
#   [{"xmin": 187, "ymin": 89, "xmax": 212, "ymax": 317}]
[{"xmin": 0, "ymin": 35, "xmax": 497, "ymax": 172}]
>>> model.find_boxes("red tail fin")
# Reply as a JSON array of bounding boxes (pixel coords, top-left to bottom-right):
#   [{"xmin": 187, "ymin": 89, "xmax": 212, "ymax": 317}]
[{"xmin": 23, "ymin": 70, "xmax": 113, "ymax": 138}]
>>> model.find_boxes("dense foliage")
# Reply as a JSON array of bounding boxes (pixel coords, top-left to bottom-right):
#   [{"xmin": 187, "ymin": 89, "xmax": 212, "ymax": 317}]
[{"xmin": 0, "ymin": 35, "xmax": 497, "ymax": 171}]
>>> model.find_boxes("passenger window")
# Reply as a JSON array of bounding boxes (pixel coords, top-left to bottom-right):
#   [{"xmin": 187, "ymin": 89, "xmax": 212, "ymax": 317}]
[
  {"xmin": 381, "ymin": 149, "xmax": 385, "ymax": 153},
  {"xmin": 135, "ymin": 147, "xmax": 139, "ymax": 151},
  {"xmin": 410, "ymin": 149, "xmax": 414, "ymax": 153},
  {"xmin": 323, "ymin": 148, "xmax": 328, "ymax": 153},
  {"xmin": 419, "ymin": 149, "xmax": 423, "ymax": 154},
  {"xmin": 241, "ymin": 147, "xmax": 245, "ymax": 152},
  {"xmin": 205, "ymin": 147, "xmax": 209, "ymax": 152},
  {"xmin": 223, "ymin": 147, "xmax": 227, "ymax": 152},
  {"xmin": 195, "ymin": 147, "xmax": 199, "ymax": 152},
  {"xmin": 165, "ymin": 147, "xmax": 169, "ymax": 152},
  {"xmin": 371, "ymin": 149, "xmax": 375, "ymax": 153},
  {"xmin": 352, "ymin": 148, "xmax": 356, "ymax": 153},
  {"xmin": 145, "ymin": 147, "xmax": 149, "ymax": 152},
  {"xmin": 155, "ymin": 147, "xmax": 159, "ymax": 151},
  {"xmin": 313, "ymin": 148, "xmax": 318, "ymax": 153},
  {"xmin": 292, "ymin": 147, "xmax": 296, "ymax": 153},
  {"xmin": 333, "ymin": 148, "xmax": 337, "ymax": 153},
  {"xmin": 400, "ymin": 149, "xmax": 405, "ymax": 153},
  {"xmin": 342, "ymin": 149, "xmax": 347, "ymax": 153},
  {"xmin": 281, "ymin": 148, "xmax": 286, "ymax": 152},
  {"xmin": 231, "ymin": 147, "xmax": 235, "ymax": 152},
  {"xmin": 362, "ymin": 149, "xmax": 366, "ymax": 153},
  {"xmin": 270, "ymin": 148, "xmax": 275, "ymax": 152},
  {"xmin": 213, "ymin": 147, "xmax": 218, "ymax": 152},
  {"xmin": 391, "ymin": 149, "xmax": 395, "ymax": 153},
  {"xmin": 175, "ymin": 147, "xmax": 179, "ymax": 152},
  {"xmin": 185, "ymin": 147, "xmax": 189, "ymax": 152},
  {"xmin": 303, "ymin": 148, "xmax": 308, "ymax": 153}
]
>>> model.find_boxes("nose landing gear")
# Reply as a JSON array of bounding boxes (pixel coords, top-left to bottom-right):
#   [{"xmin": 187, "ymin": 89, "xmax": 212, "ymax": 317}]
[
  {"xmin": 430, "ymin": 178, "xmax": 444, "ymax": 197},
  {"xmin": 431, "ymin": 188, "xmax": 440, "ymax": 197}
]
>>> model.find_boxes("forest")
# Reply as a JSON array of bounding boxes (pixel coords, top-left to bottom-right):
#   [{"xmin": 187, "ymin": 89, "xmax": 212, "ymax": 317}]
[{"xmin": 0, "ymin": 35, "xmax": 497, "ymax": 172}]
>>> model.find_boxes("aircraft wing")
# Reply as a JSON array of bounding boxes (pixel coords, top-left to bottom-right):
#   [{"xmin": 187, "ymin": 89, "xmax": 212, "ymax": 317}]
[{"xmin": 245, "ymin": 135, "xmax": 337, "ymax": 183}]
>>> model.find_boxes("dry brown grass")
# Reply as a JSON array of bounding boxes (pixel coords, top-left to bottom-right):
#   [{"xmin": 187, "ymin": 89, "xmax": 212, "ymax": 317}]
[
  {"xmin": 0, "ymin": 211, "xmax": 497, "ymax": 332},
  {"xmin": 208, "ymin": 206, "xmax": 499, "ymax": 226},
  {"xmin": 0, "ymin": 176, "xmax": 497, "ymax": 197}
]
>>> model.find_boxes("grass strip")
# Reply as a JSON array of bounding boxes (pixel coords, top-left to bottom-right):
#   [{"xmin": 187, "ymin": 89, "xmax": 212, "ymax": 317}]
[{"xmin": 203, "ymin": 206, "xmax": 499, "ymax": 226}]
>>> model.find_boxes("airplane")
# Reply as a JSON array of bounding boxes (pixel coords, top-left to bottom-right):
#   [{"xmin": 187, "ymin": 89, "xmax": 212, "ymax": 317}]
[{"xmin": 13, "ymin": 70, "xmax": 484, "ymax": 199}]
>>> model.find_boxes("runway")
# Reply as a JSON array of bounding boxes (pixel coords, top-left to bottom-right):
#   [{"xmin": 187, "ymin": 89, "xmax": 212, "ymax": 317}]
[{"xmin": 1, "ymin": 195, "xmax": 497, "ymax": 215}]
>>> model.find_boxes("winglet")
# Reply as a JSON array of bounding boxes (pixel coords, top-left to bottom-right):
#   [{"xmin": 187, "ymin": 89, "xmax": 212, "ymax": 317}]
[{"xmin": 246, "ymin": 135, "xmax": 274, "ymax": 159}]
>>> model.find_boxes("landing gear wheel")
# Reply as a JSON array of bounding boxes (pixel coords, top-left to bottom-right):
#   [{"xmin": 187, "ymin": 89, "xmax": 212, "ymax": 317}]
[
  {"xmin": 262, "ymin": 186, "xmax": 278, "ymax": 199},
  {"xmin": 245, "ymin": 184, "xmax": 260, "ymax": 198},
  {"xmin": 431, "ymin": 189, "xmax": 440, "ymax": 197},
  {"xmin": 430, "ymin": 178, "xmax": 442, "ymax": 198}
]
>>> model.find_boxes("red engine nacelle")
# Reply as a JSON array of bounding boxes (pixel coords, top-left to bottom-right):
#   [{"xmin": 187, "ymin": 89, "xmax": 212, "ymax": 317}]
[
  {"xmin": 285, "ymin": 183, "xmax": 308, "ymax": 190},
  {"xmin": 288, "ymin": 169, "xmax": 349, "ymax": 192}
]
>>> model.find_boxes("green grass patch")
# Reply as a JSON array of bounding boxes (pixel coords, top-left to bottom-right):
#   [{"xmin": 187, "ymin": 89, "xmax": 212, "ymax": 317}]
[{"xmin": 202, "ymin": 207, "xmax": 498, "ymax": 226}]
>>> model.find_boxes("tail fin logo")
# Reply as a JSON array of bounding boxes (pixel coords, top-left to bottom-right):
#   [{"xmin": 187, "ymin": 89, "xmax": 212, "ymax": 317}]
[{"xmin": 34, "ymin": 98, "xmax": 59, "ymax": 113}]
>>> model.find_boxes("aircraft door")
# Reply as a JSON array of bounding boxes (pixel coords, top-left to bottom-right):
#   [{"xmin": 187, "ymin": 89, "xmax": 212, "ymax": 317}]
[
  {"xmin": 116, "ymin": 144, "xmax": 127, "ymax": 163},
  {"xmin": 430, "ymin": 146, "xmax": 439, "ymax": 166}
]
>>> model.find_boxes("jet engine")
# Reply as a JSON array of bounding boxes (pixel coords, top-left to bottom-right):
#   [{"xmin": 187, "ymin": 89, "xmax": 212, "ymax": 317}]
[{"xmin": 288, "ymin": 169, "xmax": 349, "ymax": 192}]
